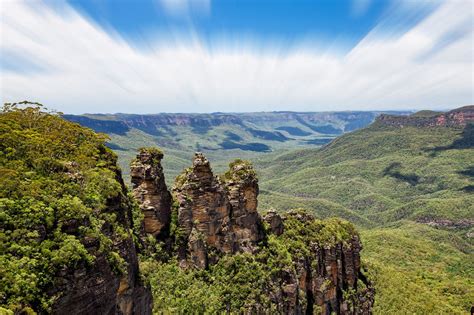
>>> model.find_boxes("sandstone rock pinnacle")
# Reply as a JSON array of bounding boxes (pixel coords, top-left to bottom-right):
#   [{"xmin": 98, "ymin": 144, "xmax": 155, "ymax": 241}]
[{"xmin": 131, "ymin": 148, "xmax": 172, "ymax": 239}]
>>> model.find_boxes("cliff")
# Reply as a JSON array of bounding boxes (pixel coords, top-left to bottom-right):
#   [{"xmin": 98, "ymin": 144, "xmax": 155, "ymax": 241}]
[
  {"xmin": 132, "ymin": 150, "xmax": 374, "ymax": 314},
  {"xmin": 50, "ymin": 177, "xmax": 152, "ymax": 315},
  {"xmin": 376, "ymin": 105, "xmax": 474, "ymax": 128},
  {"xmin": 0, "ymin": 105, "xmax": 151, "ymax": 314}
]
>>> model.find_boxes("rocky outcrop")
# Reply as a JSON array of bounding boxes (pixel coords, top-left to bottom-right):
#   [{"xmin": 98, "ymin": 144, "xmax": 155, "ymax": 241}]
[
  {"xmin": 52, "ymin": 162, "xmax": 152, "ymax": 315},
  {"xmin": 131, "ymin": 148, "xmax": 172, "ymax": 239},
  {"xmin": 173, "ymin": 153, "xmax": 235, "ymax": 268},
  {"xmin": 171, "ymin": 154, "xmax": 268, "ymax": 268},
  {"xmin": 224, "ymin": 159, "xmax": 266, "ymax": 252},
  {"xmin": 130, "ymin": 150, "xmax": 374, "ymax": 313},
  {"xmin": 263, "ymin": 209, "xmax": 284, "ymax": 236},
  {"xmin": 267, "ymin": 211, "xmax": 374, "ymax": 314},
  {"xmin": 51, "ymin": 236, "xmax": 151, "ymax": 315},
  {"xmin": 377, "ymin": 105, "xmax": 474, "ymax": 128}
]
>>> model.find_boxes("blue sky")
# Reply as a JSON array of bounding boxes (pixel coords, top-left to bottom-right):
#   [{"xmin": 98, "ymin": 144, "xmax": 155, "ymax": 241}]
[
  {"xmin": 68, "ymin": 0, "xmax": 391, "ymax": 48},
  {"xmin": 1, "ymin": 0, "xmax": 472, "ymax": 113}
]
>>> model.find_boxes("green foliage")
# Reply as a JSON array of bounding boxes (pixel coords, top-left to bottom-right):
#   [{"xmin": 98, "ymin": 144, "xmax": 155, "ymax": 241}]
[
  {"xmin": 255, "ymin": 123, "xmax": 473, "ymax": 314},
  {"xmin": 141, "ymin": 254, "xmax": 277, "ymax": 313},
  {"xmin": 137, "ymin": 147, "xmax": 163, "ymax": 156},
  {"xmin": 173, "ymin": 167, "xmax": 193, "ymax": 189},
  {"xmin": 362, "ymin": 223, "xmax": 473, "ymax": 314},
  {"xmin": 0, "ymin": 104, "xmax": 135, "ymax": 313},
  {"xmin": 131, "ymin": 147, "xmax": 164, "ymax": 168},
  {"xmin": 140, "ymin": 209, "xmax": 350, "ymax": 313},
  {"xmin": 223, "ymin": 158, "xmax": 257, "ymax": 182},
  {"xmin": 278, "ymin": 210, "xmax": 357, "ymax": 260}
]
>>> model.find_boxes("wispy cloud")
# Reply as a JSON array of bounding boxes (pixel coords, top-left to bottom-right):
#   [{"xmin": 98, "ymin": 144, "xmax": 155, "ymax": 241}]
[
  {"xmin": 0, "ymin": 0, "xmax": 472, "ymax": 114},
  {"xmin": 351, "ymin": 0, "xmax": 372, "ymax": 17},
  {"xmin": 158, "ymin": 0, "xmax": 211, "ymax": 17}
]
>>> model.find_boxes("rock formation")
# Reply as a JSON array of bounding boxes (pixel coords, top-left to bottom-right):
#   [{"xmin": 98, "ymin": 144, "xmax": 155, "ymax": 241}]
[
  {"xmin": 173, "ymin": 153, "xmax": 235, "ymax": 268},
  {"xmin": 131, "ymin": 148, "xmax": 172, "ymax": 239},
  {"xmin": 263, "ymin": 209, "xmax": 284, "ymax": 236},
  {"xmin": 224, "ymin": 159, "xmax": 266, "ymax": 252},
  {"xmin": 171, "ymin": 154, "xmax": 269, "ymax": 268},
  {"xmin": 265, "ymin": 211, "xmax": 374, "ymax": 314},
  {"xmin": 132, "ymin": 151, "xmax": 374, "ymax": 313}
]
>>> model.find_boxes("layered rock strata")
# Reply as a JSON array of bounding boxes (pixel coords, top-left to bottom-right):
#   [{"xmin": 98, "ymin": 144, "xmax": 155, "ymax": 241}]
[
  {"xmin": 132, "ymin": 151, "xmax": 374, "ymax": 313},
  {"xmin": 224, "ymin": 159, "xmax": 266, "ymax": 252},
  {"xmin": 266, "ymin": 211, "xmax": 374, "ymax": 314},
  {"xmin": 173, "ymin": 153, "xmax": 235, "ymax": 268},
  {"xmin": 131, "ymin": 148, "xmax": 172, "ymax": 239},
  {"xmin": 171, "ymin": 154, "xmax": 266, "ymax": 268}
]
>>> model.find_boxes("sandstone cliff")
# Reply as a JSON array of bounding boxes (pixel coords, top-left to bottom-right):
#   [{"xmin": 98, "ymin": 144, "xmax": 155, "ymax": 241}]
[
  {"xmin": 50, "ymin": 162, "xmax": 152, "ymax": 315},
  {"xmin": 0, "ymin": 104, "xmax": 153, "ymax": 315},
  {"xmin": 170, "ymin": 154, "xmax": 266, "ymax": 268},
  {"xmin": 132, "ymin": 151, "xmax": 374, "ymax": 314},
  {"xmin": 377, "ymin": 105, "xmax": 474, "ymax": 128},
  {"xmin": 264, "ymin": 211, "xmax": 374, "ymax": 314}
]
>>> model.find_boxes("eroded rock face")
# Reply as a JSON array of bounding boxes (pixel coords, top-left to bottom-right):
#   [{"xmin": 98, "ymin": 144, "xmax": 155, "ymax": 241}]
[
  {"xmin": 131, "ymin": 151, "xmax": 374, "ymax": 313},
  {"xmin": 172, "ymin": 154, "xmax": 268, "ymax": 268},
  {"xmin": 52, "ymin": 174, "xmax": 152, "ymax": 315},
  {"xmin": 224, "ymin": 159, "xmax": 265, "ymax": 252},
  {"xmin": 131, "ymin": 148, "xmax": 172, "ymax": 239},
  {"xmin": 265, "ymin": 211, "xmax": 374, "ymax": 315},
  {"xmin": 173, "ymin": 153, "xmax": 235, "ymax": 268},
  {"xmin": 377, "ymin": 105, "xmax": 474, "ymax": 128},
  {"xmin": 263, "ymin": 209, "xmax": 284, "ymax": 236}
]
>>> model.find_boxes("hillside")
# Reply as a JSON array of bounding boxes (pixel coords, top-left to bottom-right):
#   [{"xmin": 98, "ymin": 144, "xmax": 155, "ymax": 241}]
[
  {"xmin": 64, "ymin": 111, "xmax": 409, "ymax": 182},
  {"xmin": 257, "ymin": 106, "xmax": 474, "ymax": 225},
  {"xmin": 256, "ymin": 106, "xmax": 474, "ymax": 313}
]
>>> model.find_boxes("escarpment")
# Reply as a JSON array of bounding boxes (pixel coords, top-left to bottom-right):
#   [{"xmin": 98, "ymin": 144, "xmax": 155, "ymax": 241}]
[
  {"xmin": 377, "ymin": 105, "xmax": 474, "ymax": 128},
  {"xmin": 132, "ymin": 150, "xmax": 375, "ymax": 314},
  {"xmin": 266, "ymin": 211, "xmax": 374, "ymax": 314}
]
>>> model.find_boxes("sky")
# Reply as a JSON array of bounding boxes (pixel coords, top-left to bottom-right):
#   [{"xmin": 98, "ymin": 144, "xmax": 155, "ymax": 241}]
[{"xmin": 0, "ymin": 0, "xmax": 473, "ymax": 114}]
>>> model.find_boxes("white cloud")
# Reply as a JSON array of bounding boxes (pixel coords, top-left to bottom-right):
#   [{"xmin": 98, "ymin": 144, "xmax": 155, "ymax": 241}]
[{"xmin": 0, "ymin": 0, "xmax": 472, "ymax": 114}]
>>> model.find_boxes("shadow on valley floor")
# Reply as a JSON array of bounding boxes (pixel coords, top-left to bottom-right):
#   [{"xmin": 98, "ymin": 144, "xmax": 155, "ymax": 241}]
[
  {"xmin": 383, "ymin": 162, "xmax": 420, "ymax": 186},
  {"xmin": 428, "ymin": 123, "xmax": 474, "ymax": 155},
  {"xmin": 457, "ymin": 166, "xmax": 474, "ymax": 192}
]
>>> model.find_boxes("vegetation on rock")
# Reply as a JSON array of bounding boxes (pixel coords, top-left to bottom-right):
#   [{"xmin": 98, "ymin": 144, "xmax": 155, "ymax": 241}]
[{"xmin": 0, "ymin": 104, "xmax": 147, "ymax": 313}]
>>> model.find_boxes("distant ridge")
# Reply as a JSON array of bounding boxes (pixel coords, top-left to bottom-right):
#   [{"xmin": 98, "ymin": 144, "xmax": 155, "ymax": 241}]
[{"xmin": 376, "ymin": 105, "xmax": 474, "ymax": 128}]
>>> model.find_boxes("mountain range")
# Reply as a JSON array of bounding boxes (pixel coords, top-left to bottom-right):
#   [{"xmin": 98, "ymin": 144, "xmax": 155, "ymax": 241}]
[{"xmin": 64, "ymin": 110, "xmax": 410, "ymax": 182}]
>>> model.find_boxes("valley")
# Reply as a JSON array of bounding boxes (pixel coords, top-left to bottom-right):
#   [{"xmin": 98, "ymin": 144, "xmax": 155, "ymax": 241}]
[
  {"xmin": 68, "ymin": 106, "xmax": 474, "ymax": 313},
  {"xmin": 64, "ymin": 110, "xmax": 408, "ymax": 183}
]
